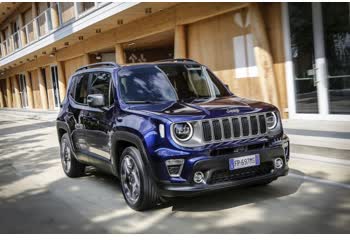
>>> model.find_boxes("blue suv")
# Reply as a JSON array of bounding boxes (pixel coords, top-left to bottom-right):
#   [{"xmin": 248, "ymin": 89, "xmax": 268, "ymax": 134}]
[{"xmin": 56, "ymin": 59, "xmax": 289, "ymax": 210}]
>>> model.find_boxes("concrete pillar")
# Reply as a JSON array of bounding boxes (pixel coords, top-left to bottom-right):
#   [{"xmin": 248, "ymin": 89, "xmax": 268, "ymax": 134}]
[
  {"xmin": 32, "ymin": 2, "xmax": 39, "ymax": 40},
  {"xmin": 82, "ymin": 53, "xmax": 90, "ymax": 65},
  {"xmin": 18, "ymin": 13, "xmax": 27, "ymax": 47},
  {"xmin": 5, "ymin": 77, "xmax": 12, "ymax": 108},
  {"xmin": 50, "ymin": 2, "xmax": 60, "ymax": 29},
  {"xmin": 24, "ymin": 71, "xmax": 34, "ymax": 109},
  {"xmin": 0, "ymin": 82, "xmax": 4, "ymax": 108},
  {"xmin": 174, "ymin": 25, "xmax": 187, "ymax": 58},
  {"xmin": 57, "ymin": 61, "xmax": 67, "ymax": 102},
  {"xmin": 37, "ymin": 68, "xmax": 48, "ymax": 109},
  {"xmin": 249, "ymin": 3, "xmax": 279, "ymax": 107},
  {"xmin": 12, "ymin": 76, "xmax": 22, "ymax": 108},
  {"xmin": 115, "ymin": 43, "xmax": 125, "ymax": 64}
]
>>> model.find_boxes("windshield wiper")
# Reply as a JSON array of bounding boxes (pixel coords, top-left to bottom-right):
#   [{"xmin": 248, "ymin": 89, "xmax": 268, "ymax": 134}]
[
  {"xmin": 125, "ymin": 100, "xmax": 169, "ymax": 104},
  {"xmin": 180, "ymin": 97, "xmax": 209, "ymax": 103}
]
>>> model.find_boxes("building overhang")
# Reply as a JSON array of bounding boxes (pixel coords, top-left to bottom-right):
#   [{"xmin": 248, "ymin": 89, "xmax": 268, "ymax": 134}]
[{"xmin": 0, "ymin": 2, "xmax": 140, "ymax": 69}]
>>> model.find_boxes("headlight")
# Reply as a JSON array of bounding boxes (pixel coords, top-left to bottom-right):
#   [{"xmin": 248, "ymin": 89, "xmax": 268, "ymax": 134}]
[
  {"xmin": 173, "ymin": 122, "xmax": 193, "ymax": 142},
  {"xmin": 266, "ymin": 112, "xmax": 278, "ymax": 130}
]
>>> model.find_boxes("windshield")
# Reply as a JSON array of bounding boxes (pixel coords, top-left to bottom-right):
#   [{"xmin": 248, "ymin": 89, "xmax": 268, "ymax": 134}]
[{"xmin": 118, "ymin": 64, "xmax": 231, "ymax": 104}]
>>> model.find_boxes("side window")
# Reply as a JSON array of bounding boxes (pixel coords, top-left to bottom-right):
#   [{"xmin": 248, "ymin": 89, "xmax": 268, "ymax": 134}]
[
  {"xmin": 68, "ymin": 77, "xmax": 76, "ymax": 98},
  {"xmin": 74, "ymin": 74, "xmax": 89, "ymax": 104},
  {"xmin": 89, "ymin": 72, "xmax": 112, "ymax": 106}
]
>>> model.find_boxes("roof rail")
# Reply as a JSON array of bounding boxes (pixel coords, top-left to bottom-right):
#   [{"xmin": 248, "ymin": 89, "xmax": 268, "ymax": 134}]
[
  {"xmin": 75, "ymin": 62, "xmax": 120, "ymax": 72},
  {"xmin": 156, "ymin": 58, "xmax": 199, "ymax": 64}
]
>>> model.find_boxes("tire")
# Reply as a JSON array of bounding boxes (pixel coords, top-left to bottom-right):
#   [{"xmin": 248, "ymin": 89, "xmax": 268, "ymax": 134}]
[
  {"xmin": 60, "ymin": 133, "xmax": 85, "ymax": 178},
  {"xmin": 119, "ymin": 146, "xmax": 160, "ymax": 211}
]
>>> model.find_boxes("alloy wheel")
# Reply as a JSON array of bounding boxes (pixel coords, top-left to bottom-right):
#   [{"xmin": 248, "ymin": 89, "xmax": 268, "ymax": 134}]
[
  {"xmin": 121, "ymin": 155, "xmax": 141, "ymax": 204},
  {"xmin": 61, "ymin": 140, "xmax": 72, "ymax": 173}
]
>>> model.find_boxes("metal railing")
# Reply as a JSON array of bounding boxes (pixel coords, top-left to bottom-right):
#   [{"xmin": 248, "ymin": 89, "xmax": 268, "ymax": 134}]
[
  {"xmin": 0, "ymin": 7, "xmax": 54, "ymax": 57},
  {"xmin": 0, "ymin": 2, "xmax": 103, "ymax": 59}
]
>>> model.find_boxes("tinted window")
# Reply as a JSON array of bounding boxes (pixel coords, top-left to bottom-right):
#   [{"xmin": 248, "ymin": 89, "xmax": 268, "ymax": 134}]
[
  {"xmin": 74, "ymin": 74, "xmax": 89, "ymax": 104},
  {"xmin": 118, "ymin": 64, "xmax": 231, "ymax": 104},
  {"xmin": 118, "ymin": 66, "xmax": 177, "ymax": 103},
  {"xmin": 89, "ymin": 72, "xmax": 112, "ymax": 106},
  {"xmin": 158, "ymin": 64, "xmax": 231, "ymax": 99}
]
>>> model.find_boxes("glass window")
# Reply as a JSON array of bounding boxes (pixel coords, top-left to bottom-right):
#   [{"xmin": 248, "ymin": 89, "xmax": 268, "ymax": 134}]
[
  {"xmin": 60, "ymin": 2, "xmax": 75, "ymax": 24},
  {"xmin": 288, "ymin": 3, "xmax": 319, "ymax": 113},
  {"xmin": 74, "ymin": 74, "xmax": 89, "ymax": 104},
  {"xmin": 118, "ymin": 64, "xmax": 231, "ymax": 104},
  {"xmin": 89, "ymin": 72, "xmax": 112, "ymax": 106},
  {"xmin": 323, "ymin": 3, "xmax": 350, "ymax": 114},
  {"xmin": 51, "ymin": 66, "xmax": 60, "ymax": 107},
  {"xmin": 77, "ymin": 2, "xmax": 95, "ymax": 15},
  {"xmin": 118, "ymin": 66, "xmax": 177, "ymax": 103},
  {"xmin": 157, "ymin": 64, "xmax": 230, "ymax": 101}
]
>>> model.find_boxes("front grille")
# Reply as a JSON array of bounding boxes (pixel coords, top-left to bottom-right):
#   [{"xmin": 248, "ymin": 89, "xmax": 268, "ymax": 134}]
[
  {"xmin": 232, "ymin": 118, "xmax": 241, "ymax": 138},
  {"xmin": 222, "ymin": 119, "xmax": 231, "ymax": 139},
  {"xmin": 202, "ymin": 121, "xmax": 212, "ymax": 141},
  {"xmin": 210, "ymin": 143, "xmax": 265, "ymax": 156},
  {"xmin": 241, "ymin": 117, "xmax": 249, "ymax": 136},
  {"xmin": 201, "ymin": 113, "xmax": 269, "ymax": 143},
  {"xmin": 209, "ymin": 162, "xmax": 273, "ymax": 184},
  {"xmin": 212, "ymin": 120, "xmax": 222, "ymax": 140}
]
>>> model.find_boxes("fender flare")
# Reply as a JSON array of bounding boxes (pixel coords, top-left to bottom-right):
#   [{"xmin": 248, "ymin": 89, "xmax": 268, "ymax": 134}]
[
  {"xmin": 56, "ymin": 120, "xmax": 76, "ymax": 151},
  {"xmin": 111, "ymin": 130, "xmax": 156, "ymax": 180}
]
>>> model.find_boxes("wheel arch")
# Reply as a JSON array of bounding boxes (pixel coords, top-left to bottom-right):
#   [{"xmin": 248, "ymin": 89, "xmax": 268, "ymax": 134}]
[
  {"xmin": 56, "ymin": 120, "xmax": 70, "ymax": 143},
  {"xmin": 111, "ymin": 130, "xmax": 156, "ymax": 179}
]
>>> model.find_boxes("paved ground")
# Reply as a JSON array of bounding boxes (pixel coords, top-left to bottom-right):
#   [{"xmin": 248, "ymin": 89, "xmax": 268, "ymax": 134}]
[{"xmin": 0, "ymin": 112, "xmax": 349, "ymax": 233}]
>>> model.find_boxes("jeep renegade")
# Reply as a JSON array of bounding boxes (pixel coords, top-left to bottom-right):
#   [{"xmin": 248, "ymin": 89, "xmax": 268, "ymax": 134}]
[{"xmin": 56, "ymin": 59, "xmax": 289, "ymax": 211}]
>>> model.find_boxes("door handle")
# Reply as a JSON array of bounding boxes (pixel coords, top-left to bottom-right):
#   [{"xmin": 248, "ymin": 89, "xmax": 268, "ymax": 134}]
[{"xmin": 117, "ymin": 117, "xmax": 122, "ymax": 122}]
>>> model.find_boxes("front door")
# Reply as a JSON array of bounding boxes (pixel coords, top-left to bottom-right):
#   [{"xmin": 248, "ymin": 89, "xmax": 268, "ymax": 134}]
[
  {"xmin": 83, "ymin": 71, "xmax": 115, "ymax": 162},
  {"xmin": 286, "ymin": 2, "xmax": 350, "ymax": 119}
]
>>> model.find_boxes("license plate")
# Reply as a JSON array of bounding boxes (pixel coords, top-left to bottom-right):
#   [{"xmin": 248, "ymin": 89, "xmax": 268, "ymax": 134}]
[{"xmin": 229, "ymin": 154, "xmax": 260, "ymax": 170}]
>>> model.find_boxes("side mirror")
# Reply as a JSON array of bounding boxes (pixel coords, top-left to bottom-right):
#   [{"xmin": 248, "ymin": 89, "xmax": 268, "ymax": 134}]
[{"xmin": 87, "ymin": 94, "xmax": 105, "ymax": 108}]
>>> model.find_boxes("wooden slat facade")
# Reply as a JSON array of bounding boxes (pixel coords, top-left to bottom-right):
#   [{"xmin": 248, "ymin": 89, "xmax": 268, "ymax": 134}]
[{"xmin": 0, "ymin": 2, "xmax": 287, "ymax": 118}]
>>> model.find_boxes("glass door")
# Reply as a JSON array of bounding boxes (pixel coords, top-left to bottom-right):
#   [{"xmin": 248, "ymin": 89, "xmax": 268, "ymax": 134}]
[
  {"xmin": 287, "ymin": 2, "xmax": 350, "ymax": 118},
  {"xmin": 50, "ymin": 65, "xmax": 61, "ymax": 108},
  {"xmin": 288, "ymin": 3, "xmax": 319, "ymax": 114},
  {"xmin": 322, "ymin": 3, "xmax": 350, "ymax": 114},
  {"xmin": 18, "ymin": 74, "xmax": 29, "ymax": 108}
]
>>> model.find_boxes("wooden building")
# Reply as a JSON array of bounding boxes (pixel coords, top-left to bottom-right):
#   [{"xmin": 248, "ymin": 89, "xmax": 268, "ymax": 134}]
[{"xmin": 0, "ymin": 2, "xmax": 349, "ymax": 121}]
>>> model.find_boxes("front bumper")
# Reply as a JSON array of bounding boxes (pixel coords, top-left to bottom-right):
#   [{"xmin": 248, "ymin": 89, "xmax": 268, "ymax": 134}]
[
  {"xmin": 158, "ymin": 168, "xmax": 288, "ymax": 197},
  {"xmin": 156, "ymin": 140, "xmax": 289, "ymax": 197}
]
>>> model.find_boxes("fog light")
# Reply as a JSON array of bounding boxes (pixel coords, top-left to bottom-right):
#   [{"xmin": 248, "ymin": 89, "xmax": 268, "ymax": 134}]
[
  {"xmin": 274, "ymin": 158, "xmax": 284, "ymax": 169},
  {"xmin": 165, "ymin": 159, "xmax": 184, "ymax": 177},
  {"xmin": 193, "ymin": 171, "xmax": 205, "ymax": 184}
]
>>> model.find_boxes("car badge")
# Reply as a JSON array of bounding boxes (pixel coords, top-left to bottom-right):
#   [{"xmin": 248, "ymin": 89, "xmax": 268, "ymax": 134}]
[{"xmin": 226, "ymin": 108, "xmax": 240, "ymax": 114}]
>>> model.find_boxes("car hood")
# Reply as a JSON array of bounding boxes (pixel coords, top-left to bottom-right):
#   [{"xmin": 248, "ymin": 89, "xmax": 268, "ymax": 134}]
[{"xmin": 125, "ymin": 96, "xmax": 277, "ymax": 122}]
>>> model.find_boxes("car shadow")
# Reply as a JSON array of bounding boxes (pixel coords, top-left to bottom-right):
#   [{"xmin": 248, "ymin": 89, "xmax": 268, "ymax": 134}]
[{"xmin": 84, "ymin": 167, "xmax": 305, "ymax": 212}]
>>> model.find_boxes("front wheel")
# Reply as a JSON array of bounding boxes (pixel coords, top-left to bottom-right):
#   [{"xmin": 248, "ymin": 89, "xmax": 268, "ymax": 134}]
[{"xmin": 119, "ymin": 146, "xmax": 160, "ymax": 211}]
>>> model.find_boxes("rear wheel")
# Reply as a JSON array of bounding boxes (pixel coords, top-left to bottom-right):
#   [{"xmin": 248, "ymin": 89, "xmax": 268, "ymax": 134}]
[
  {"xmin": 119, "ymin": 146, "xmax": 160, "ymax": 211},
  {"xmin": 60, "ymin": 133, "xmax": 85, "ymax": 178}
]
